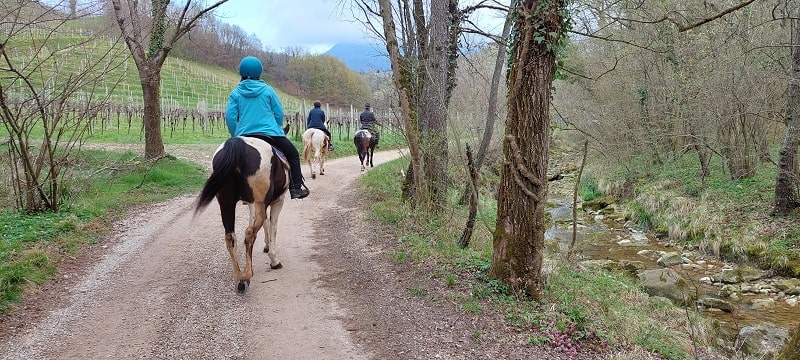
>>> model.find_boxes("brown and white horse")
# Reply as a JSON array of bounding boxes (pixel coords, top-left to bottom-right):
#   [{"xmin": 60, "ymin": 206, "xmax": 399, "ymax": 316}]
[
  {"xmin": 302, "ymin": 128, "xmax": 329, "ymax": 179},
  {"xmin": 353, "ymin": 129, "xmax": 376, "ymax": 171},
  {"xmin": 194, "ymin": 136, "xmax": 288, "ymax": 294}
]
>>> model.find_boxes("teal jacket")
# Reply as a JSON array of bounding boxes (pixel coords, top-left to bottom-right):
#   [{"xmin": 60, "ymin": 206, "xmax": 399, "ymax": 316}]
[{"xmin": 225, "ymin": 79, "xmax": 286, "ymax": 137}]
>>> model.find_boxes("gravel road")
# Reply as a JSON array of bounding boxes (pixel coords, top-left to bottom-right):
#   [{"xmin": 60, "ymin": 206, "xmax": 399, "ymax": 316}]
[
  {"xmin": 0, "ymin": 144, "xmax": 608, "ymax": 360},
  {"xmin": 0, "ymin": 148, "xmax": 404, "ymax": 360}
]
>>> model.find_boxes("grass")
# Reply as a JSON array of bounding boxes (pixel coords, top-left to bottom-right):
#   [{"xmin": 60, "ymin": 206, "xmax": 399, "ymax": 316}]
[
  {"xmin": 591, "ymin": 149, "xmax": 800, "ymax": 276},
  {"xmin": 0, "ymin": 149, "xmax": 208, "ymax": 314},
  {"xmin": 356, "ymin": 157, "xmax": 718, "ymax": 359}
]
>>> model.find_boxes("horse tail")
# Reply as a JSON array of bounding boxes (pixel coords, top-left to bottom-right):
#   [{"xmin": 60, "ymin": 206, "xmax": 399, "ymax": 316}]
[
  {"xmin": 195, "ymin": 137, "xmax": 246, "ymax": 215},
  {"xmin": 302, "ymin": 136, "xmax": 312, "ymax": 163}
]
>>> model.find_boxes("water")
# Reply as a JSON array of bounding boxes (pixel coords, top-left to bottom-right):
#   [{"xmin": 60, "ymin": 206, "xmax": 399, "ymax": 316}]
[{"xmin": 546, "ymin": 200, "xmax": 800, "ymax": 332}]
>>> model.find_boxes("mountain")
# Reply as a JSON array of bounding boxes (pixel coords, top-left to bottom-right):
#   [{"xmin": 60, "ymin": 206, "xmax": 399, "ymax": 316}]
[{"xmin": 325, "ymin": 43, "xmax": 391, "ymax": 73}]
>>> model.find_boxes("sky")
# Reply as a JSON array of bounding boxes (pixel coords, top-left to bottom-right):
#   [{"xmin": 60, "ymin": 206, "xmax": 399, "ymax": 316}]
[
  {"xmin": 218, "ymin": 0, "xmax": 373, "ymax": 54},
  {"xmin": 217, "ymin": 0, "xmax": 511, "ymax": 54}
]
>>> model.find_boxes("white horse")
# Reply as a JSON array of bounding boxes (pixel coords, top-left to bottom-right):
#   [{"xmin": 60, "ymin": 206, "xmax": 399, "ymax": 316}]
[{"xmin": 302, "ymin": 128, "xmax": 329, "ymax": 179}]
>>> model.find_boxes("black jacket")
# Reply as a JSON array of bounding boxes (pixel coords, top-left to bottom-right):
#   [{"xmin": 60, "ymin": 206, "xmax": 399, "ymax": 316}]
[{"xmin": 359, "ymin": 109, "xmax": 377, "ymax": 128}]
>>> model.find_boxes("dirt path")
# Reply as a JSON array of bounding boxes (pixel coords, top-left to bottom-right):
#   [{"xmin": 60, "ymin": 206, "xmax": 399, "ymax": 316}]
[
  {"xmin": 0, "ymin": 144, "xmax": 592, "ymax": 360},
  {"xmin": 0, "ymin": 149, "xmax": 405, "ymax": 360}
]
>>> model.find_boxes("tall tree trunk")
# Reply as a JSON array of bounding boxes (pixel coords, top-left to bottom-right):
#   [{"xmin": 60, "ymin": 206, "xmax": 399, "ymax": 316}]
[
  {"xmin": 69, "ymin": 0, "xmax": 77, "ymax": 18},
  {"xmin": 489, "ymin": 0, "xmax": 565, "ymax": 301},
  {"xmin": 419, "ymin": 0, "xmax": 451, "ymax": 208},
  {"xmin": 378, "ymin": 0, "xmax": 423, "ymax": 202},
  {"xmin": 141, "ymin": 66, "xmax": 165, "ymax": 159},
  {"xmin": 377, "ymin": 0, "xmax": 458, "ymax": 208},
  {"xmin": 774, "ymin": 19, "xmax": 800, "ymax": 215}
]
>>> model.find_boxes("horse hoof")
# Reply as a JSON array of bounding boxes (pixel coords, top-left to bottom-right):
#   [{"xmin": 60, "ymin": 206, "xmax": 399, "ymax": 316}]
[
  {"xmin": 236, "ymin": 280, "xmax": 249, "ymax": 295},
  {"xmin": 270, "ymin": 262, "xmax": 283, "ymax": 270},
  {"xmin": 263, "ymin": 246, "xmax": 269, "ymax": 253},
  {"xmin": 311, "ymin": 173, "xmax": 317, "ymax": 179}
]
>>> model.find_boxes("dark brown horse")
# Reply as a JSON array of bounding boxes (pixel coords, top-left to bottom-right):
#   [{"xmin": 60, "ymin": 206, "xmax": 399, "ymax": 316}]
[
  {"xmin": 194, "ymin": 136, "xmax": 289, "ymax": 294},
  {"xmin": 353, "ymin": 129, "xmax": 376, "ymax": 171}
]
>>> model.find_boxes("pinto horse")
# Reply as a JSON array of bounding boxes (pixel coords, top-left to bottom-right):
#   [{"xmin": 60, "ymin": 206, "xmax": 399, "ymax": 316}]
[
  {"xmin": 194, "ymin": 136, "xmax": 289, "ymax": 294},
  {"xmin": 353, "ymin": 129, "xmax": 376, "ymax": 171},
  {"xmin": 302, "ymin": 128, "xmax": 329, "ymax": 179}
]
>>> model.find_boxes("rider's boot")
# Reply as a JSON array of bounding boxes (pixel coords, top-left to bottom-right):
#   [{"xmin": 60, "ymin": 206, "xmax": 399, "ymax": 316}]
[{"xmin": 290, "ymin": 183, "xmax": 310, "ymax": 199}]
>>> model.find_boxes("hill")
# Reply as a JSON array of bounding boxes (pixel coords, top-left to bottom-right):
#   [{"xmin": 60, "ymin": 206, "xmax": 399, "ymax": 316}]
[{"xmin": 325, "ymin": 43, "xmax": 391, "ymax": 73}]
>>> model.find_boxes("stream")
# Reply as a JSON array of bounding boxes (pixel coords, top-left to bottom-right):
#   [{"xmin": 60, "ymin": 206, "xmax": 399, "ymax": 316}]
[{"xmin": 545, "ymin": 199, "xmax": 800, "ymax": 335}]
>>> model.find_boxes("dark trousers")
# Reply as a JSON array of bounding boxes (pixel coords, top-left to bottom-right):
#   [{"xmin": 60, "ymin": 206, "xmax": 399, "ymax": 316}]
[{"xmin": 245, "ymin": 134, "xmax": 304, "ymax": 189}]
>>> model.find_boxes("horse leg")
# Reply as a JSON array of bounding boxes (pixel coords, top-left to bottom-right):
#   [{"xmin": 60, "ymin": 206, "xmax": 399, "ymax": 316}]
[
  {"xmin": 240, "ymin": 202, "xmax": 266, "ymax": 294},
  {"xmin": 220, "ymin": 198, "xmax": 245, "ymax": 293},
  {"xmin": 263, "ymin": 198, "xmax": 284, "ymax": 269},
  {"xmin": 224, "ymin": 232, "xmax": 242, "ymax": 288},
  {"xmin": 308, "ymin": 157, "xmax": 316, "ymax": 179},
  {"xmin": 304, "ymin": 143, "xmax": 316, "ymax": 179},
  {"xmin": 319, "ymin": 154, "xmax": 325, "ymax": 175},
  {"xmin": 313, "ymin": 144, "xmax": 322, "ymax": 177}
]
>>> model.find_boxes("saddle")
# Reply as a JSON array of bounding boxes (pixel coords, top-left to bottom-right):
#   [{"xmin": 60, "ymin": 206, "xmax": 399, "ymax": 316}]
[{"xmin": 242, "ymin": 134, "xmax": 290, "ymax": 169}]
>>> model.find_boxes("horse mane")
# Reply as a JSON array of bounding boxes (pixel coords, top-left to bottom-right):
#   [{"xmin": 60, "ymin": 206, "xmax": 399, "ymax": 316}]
[{"xmin": 194, "ymin": 137, "xmax": 247, "ymax": 215}]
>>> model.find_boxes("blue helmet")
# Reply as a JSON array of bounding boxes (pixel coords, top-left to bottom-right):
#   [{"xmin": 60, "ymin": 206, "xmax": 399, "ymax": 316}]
[{"xmin": 239, "ymin": 56, "xmax": 262, "ymax": 80}]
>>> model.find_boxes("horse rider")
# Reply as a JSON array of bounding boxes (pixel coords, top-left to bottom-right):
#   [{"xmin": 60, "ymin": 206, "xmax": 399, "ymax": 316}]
[
  {"xmin": 225, "ymin": 56, "xmax": 310, "ymax": 200},
  {"xmin": 306, "ymin": 100, "xmax": 334, "ymax": 151},
  {"xmin": 359, "ymin": 102, "xmax": 380, "ymax": 147}
]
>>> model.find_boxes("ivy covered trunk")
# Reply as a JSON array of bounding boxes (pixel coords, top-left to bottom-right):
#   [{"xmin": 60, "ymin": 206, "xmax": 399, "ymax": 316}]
[{"xmin": 489, "ymin": 0, "xmax": 566, "ymax": 301}]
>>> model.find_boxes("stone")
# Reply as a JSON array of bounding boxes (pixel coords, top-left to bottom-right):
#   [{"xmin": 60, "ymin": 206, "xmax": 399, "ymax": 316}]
[
  {"xmin": 738, "ymin": 322, "xmax": 789, "ymax": 358},
  {"xmin": 751, "ymin": 298, "xmax": 776, "ymax": 310},
  {"xmin": 631, "ymin": 232, "xmax": 649, "ymax": 242},
  {"xmin": 581, "ymin": 195, "xmax": 615, "ymax": 211},
  {"xmin": 637, "ymin": 249, "xmax": 653, "ymax": 257},
  {"xmin": 638, "ymin": 268, "xmax": 691, "ymax": 305},
  {"xmin": 657, "ymin": 252, "xmax": 686, "ymax": 267},
  {"xmin": 775, "ymin": 278, "xmax": 800, "ymax": 294},
  {"xmin": 716, "ymin": 266, "xmax": 766, "ymax": 283},
  {"xmin": 698, "ymin": 296, "xmax": 734, "ymax": 312},
  {"xmin": 720, "ymin": 284, "xmax": 741, "ymax": 297}
]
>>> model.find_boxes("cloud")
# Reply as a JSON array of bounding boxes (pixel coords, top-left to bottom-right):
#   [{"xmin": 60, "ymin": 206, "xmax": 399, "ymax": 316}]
[{"xmin": 219, "ymin": 0, "xmax": 371, "ymax": 54}]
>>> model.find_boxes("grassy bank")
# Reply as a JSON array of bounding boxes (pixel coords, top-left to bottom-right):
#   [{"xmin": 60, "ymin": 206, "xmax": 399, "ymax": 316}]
[
  {"xmin": 0, "ymin": 149, "xmax": 208, "ymax": 313},
  {"xmin": 586, "ymin": 149, "xmax": 800, "ymax": 277},
  {"xmin": 357, "ymin": 157, "xmax": 721, "ymax": 359}
]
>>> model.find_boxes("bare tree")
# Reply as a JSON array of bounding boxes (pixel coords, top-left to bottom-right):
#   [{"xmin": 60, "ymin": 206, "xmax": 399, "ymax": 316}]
[
  {"xmin": 488, "ymin": 0, "xmax": 568, "ymax": 300},
  {"xmin": 110, "ymin": 0, "xmax": 229, "ymax": 160},
  {"xmin": 1, "ymin": 0, "xmax": 126, "ymax": 211},
  {"xmin": 359, "ymin": 0, "xmax": 460, "ymax": 208}
]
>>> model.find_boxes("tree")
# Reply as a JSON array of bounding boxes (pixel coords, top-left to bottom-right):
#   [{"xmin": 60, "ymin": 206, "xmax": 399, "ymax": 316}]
[
  {"xmin": 0, "ymin": 0, "xmax": 125, "ymax": 211},
  {"xmin": 362, "ymin": 0, "xmax": 460, "ymax": 209},
  {"xmin": 285, "ymin": 55, "xmax": 371, "ymax": 106},
  {"xmin": 488, "ymin": 0, "xmax": 568, "ymax": 300},
  {"xmin": 774, "ymin": 16, "xmax": 800, "ymax": 215},
  {"xmin": 110, "ymin": 0, "xmax": 228, "ymax": 160}
]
